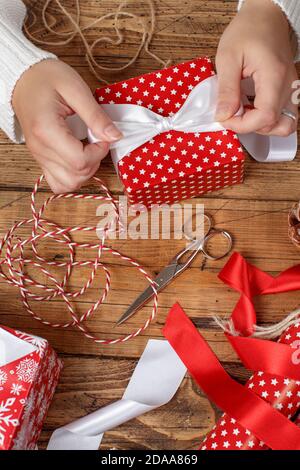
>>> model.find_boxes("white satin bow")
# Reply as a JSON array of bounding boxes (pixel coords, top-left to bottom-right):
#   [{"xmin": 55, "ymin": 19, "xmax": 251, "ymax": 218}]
[{"xmin": 85, "ymin": 75, "xmax": 297, "ymax": 171}]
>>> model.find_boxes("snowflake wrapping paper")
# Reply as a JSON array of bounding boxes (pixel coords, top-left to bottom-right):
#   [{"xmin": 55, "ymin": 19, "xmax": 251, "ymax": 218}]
[
  {"xmin": 0, "ymin": 326, "xmax": 62, "ymax": 450},
  {"xmin": 201, "ymin": 321, "xmax": 300, "ymax": 450},
  {"xmin": 94, "ymin": 57, "xmax": 245, "ymax": 207}
]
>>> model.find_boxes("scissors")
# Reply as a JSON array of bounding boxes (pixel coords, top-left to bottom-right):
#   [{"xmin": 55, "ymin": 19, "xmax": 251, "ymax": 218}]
[{"xmin": 116, "ymin": 213, "xmax": 233, "ymax": 326}]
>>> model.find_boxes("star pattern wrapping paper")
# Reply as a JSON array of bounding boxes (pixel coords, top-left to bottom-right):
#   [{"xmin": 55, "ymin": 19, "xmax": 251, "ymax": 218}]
[
  {"xmin": 95, "ymin": 58, "xmax": 245, "ymax": 207},
  {"xmin": 0, "ymin": 326, "xmax": 62, "ymax": 450},
  {"xmin": 201, "ymin": 321, "xmax": 300, "ymax": 450}
]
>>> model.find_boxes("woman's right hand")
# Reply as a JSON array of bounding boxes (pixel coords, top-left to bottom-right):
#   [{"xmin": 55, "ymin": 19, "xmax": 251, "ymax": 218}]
[
  {"xmin": 13, "ymin": 59, "xmax": 122, "ymax": 193},
  {"xmin": 215, "ymin": 0, "xmax": 298, "ymax": 137}
]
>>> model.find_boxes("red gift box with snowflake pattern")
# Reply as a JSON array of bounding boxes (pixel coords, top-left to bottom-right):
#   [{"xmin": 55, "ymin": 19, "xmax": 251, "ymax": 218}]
[
  {"xmin": 95, "ymin": 57, "xmax": 245, "ymax": 207},
  {"xmin": 0, "ymin": 325, "xmax": 62, "ymax": 450}
]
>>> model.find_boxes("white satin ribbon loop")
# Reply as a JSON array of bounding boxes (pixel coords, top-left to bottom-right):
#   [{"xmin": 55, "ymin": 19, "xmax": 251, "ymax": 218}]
[
  {"xmin": 85, "ymin": 75, "xmax": 297, "ymax": 170},
  {"xmin": 47, "ymin": 339, "xmax": 186, "ymax": 450},
  {"xmin": 239, "ymin": 132, "xmax": 298, "ymax": 163}
]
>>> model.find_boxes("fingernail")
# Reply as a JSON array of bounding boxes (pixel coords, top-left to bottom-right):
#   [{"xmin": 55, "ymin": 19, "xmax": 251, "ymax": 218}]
[
  {"xmin": 215, "ymin": 104, "xmax": 232, "ymax": 122},
  {"xmin": 104, "ymin": 124, "xmax": 123, "ymax": 141},
  {"xmin": 95, "ymin": 141, "xmax": 109, "ymax": 151}
]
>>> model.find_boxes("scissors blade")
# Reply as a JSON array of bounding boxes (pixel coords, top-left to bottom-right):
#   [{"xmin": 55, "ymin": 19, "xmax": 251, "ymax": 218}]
[{"xmin": 116, "ymin": 263, "xmax": 178, "ymax": 326}]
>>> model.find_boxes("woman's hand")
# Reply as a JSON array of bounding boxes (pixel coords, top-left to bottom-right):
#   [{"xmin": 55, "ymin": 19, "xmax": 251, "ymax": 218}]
[
  {"xmin": 12, "ymin": 59, "xmax": 122, "ymax": 193},
  {"xmin": 215, "ymin": 0, "xmax": 298, "ymax": 136}
]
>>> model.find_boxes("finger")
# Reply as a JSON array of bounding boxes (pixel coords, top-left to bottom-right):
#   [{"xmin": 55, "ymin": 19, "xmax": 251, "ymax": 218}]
[
  {"xmin": 268, "ymin": 115, "xmax": 297, "ymax": 136},
  {"xmin": 254, "ymin": 66, "xmax": 286, "ymax": 116},
  {"xmin": 35, "ymin": 114, "xmax": 109, "ymax": 173},
  {"xmin": 43, "ymin": 168, "xmax": 72, "ymax": 195},
  {"xmin": 223, "ymin": 64, "xmax": 287, "ymax": 134},
  {"xmin": 57, "ymin": 77, "xmax": 122, "ymax": 142},
  {"xmin": 43, "ymin": 158, "xmax": 100, "ymax": 194},
  {"xmin": 83, "ymin": 141, "xmax": 110, "ymax": 168},
  {"xmin": 222, "ymin": 108, "xmax": 271, "ymax": 134},
  {"xmin": 258, "ymin": 109, "xmax": 298, "ymax": 137},
  {"xmin": 215, "ymin": 52, "xmax": 242, "ymax": 121},
  {"xmin": 254, "ymin": 83, "xmax": 298, "ymax": 136}
]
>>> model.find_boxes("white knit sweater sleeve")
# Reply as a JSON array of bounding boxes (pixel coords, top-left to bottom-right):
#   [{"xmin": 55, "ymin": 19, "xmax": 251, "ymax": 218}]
[
  {"xmin": 0, "ymin": 0, "xmax": 57, "ymax": 143},
  {"xmin": 238, "ymin": 0, "xmax": 300, "ymax": 61}
]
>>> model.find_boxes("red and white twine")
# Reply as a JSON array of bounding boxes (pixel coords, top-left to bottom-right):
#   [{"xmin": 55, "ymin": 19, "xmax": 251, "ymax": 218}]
[{"xmin": 0, "ymin": 176, "xmax": 158, "ymax": 344}]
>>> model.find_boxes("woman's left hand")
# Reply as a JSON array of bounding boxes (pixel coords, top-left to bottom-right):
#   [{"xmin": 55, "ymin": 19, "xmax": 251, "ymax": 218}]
[{"xmin": 215, "ymin": 0, "xmax": 299, "ymax": 137}]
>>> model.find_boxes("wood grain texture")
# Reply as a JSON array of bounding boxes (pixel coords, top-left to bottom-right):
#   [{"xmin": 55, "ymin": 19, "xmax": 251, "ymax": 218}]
[{"xmin": 0, "ymin": 0, "xmax": 299, "ymax": 450}]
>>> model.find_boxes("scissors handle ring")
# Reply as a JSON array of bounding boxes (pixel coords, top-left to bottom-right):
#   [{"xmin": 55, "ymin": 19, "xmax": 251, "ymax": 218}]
[{"xmin": 201, "ymin": 229, "xmax": 233, "ymax": 261}]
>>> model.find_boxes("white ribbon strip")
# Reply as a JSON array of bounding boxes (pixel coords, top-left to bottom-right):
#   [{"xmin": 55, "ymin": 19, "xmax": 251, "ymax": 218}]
[
  {"xmin": 82, "ymin": 75, "xmax": 297, "ymax": 170},
  {"xmin": 0, "ymin": 328, "xmax": 36, "ymax": 367},
  {"xmin": 47, "ymin": 339, "xmax": 186, "ymax": 450}
]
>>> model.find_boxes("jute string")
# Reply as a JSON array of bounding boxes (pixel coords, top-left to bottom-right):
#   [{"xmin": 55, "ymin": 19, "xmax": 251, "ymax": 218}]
[
  {"xmin": 214, "ymin": 308, "xmax": 300, "ymax": 340},
  {"xmin": 24, "ymin": 0, "xmax": 171, "ymax": 84}
]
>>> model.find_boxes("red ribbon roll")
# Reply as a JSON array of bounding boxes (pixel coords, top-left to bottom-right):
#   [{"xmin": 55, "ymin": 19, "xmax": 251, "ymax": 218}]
[{"xmin": 163, "ymin": 252, "xmax": 300, "ymax": 450}]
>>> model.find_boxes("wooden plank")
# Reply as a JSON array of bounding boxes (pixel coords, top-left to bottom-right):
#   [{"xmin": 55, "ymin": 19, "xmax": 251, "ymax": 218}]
[
  {"xmin": 1, "ymin": 146, "xmax": 300, "ymax": 202},
  {"xmin": 0, "ymin": 191, "xmax": 299, "ymax": 361},
  {"xmin": 0, "ymin": 191, "xmax": 298, "ymax": 269}
]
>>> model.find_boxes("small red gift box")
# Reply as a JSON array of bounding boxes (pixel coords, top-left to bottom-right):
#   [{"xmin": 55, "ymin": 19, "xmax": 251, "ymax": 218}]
[
  {"xmin": 95, "ymin": 58, "xmax": 245, "ymax": 207},
  {"xmin": 0, "ymin": 325, "xmax": 62, "ymax": 450}
]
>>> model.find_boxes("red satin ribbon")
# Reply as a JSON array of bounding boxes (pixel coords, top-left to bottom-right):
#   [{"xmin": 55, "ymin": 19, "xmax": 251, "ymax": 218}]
[
  {"xmin": 227, "ymin": 335, "xmax": 300, "ymax": 381},
  {"xmin": 221, "ymin": 252, "xmax": 300, "ymax": 380},
  {"xmin": 163, "ymin": 303, "xmax": 300, "ymax": 450},
  {"xmin": 221, "ymin": 252, "xmax": 300, "ymax": 336}
]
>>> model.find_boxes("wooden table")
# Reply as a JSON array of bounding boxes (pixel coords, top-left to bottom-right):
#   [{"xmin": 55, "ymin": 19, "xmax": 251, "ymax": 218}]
[{"xmin": 1, "ymin": 0, "xmax": 299, "ymax": 450}]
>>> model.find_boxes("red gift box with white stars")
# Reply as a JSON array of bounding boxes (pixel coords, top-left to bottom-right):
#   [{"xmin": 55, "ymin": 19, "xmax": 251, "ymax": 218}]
[
  {"xmin": 95, "ymin": 58, "xmax": 245, "ymax": 207},
  {"xmin": 0, "ymin": 325, "xmax": 62, "ymax": 450},
  {"xmin": 201, "ymin": 321, "xmax": 300, "ymax": 450}
]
